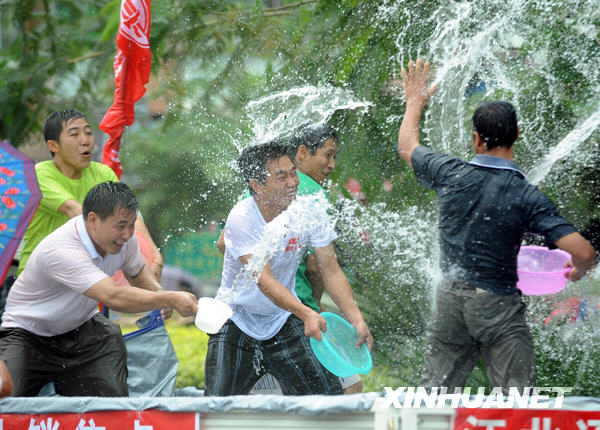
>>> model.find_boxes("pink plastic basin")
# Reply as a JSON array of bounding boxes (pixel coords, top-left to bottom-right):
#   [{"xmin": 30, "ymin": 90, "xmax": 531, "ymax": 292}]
[{"xmin": 517, "ymin": 245, "xmax": 572, "ymax": 295}]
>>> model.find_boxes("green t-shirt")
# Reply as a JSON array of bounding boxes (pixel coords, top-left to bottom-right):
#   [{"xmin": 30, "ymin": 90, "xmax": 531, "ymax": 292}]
[
  {"xmin": 17, "ymin": 161, "xmax": 118, "ymax": 275},
  {"xmin": 243, "ymin": 171, "xmax": 328, "ymax": 311},
  {"xmin": 294, "ymin": 172, "xmax": 329, "ymax": 312}
]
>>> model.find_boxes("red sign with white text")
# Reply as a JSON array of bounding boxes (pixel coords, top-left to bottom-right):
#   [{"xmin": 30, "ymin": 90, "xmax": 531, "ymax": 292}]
[
  {"xmin": 455, "ymin": 408, "xmax": 600, "ymax": 430},
  {"xmin": 0, "ymin": 410, "xmax": 197, "ymax": 430}
]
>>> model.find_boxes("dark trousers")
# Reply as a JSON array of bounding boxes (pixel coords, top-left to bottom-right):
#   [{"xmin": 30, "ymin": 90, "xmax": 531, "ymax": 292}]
[
  {"xmin": 0, "ymin": 313, "xmax": 128, "ymax": 397},
  {"xmin": 421, "ymin": 281, "xmax": 535, "ymax": 394},
  {"xmin": 204, "ymin": 315, "xmax": 342, "ymax": 396}
]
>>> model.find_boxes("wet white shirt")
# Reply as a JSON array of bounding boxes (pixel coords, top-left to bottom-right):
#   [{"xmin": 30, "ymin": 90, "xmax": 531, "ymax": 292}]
[
  {"xmin": 2, "ymin": 216, "xmax": 143, "ymax": 336},
  {"xmin": 216, "ymin": 196, "xmax": 335, "ymax": 340}
]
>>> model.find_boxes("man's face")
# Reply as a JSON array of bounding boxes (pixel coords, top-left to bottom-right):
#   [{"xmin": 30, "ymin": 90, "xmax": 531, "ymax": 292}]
[
  {"xmin": 49, "ymin": 117, "xmax": 95, "ymax": 174},
  {"xmin": 88, "ymin": 207, "xmax": 137, "ymax": 257},
  {"xmin": 302, "ymin": 137, "xmax": 338, "ymax": 185},
  {"xmin": 257, "ymin": 155, "xmax": 299, "ymax": 212}
]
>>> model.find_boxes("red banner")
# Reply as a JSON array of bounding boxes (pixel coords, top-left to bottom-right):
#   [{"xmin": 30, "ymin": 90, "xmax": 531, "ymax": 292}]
[
  {"xmin": 99, "ymin": 0, "xmax": 152, "ymax": 178},
  {"xmin": 0, "ymin": 410, "xmax": 197, "ymax": 429},
  {"xmin": 455, "ymin": 408, "xmax": 600, "ymax": 430}
]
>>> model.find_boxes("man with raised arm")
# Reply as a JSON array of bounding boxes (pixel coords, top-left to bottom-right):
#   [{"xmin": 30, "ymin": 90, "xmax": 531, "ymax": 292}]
[
  {"xmin": 0, "ymin": 182, "xmax": 198, "ymax": 397},
  {"xmin": 205, "ymin": 140, "xmax": 372, "ymax": 396},
  {"xmin": 397, "ymin": 59, "xmax": 595, "ymax": 392}
]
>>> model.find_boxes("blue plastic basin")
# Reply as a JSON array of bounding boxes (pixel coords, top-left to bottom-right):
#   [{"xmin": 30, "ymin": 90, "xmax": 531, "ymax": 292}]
[{"xmin": 309, "ymin": 312, "xmax": 373, "ymax": 377}]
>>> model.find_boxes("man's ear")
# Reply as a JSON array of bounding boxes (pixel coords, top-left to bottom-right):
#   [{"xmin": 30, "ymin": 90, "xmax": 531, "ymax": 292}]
[
  {"xmin": 46, "ymin": 140, "xmax": 60, "ymax": 155},
  {"xmin": 86, "ymin": 211, "xmax": 99, "ymax": 227},
  {"xmin": 295, "ymin": 144, "xmax": 310, "ymax": 162},
  {"xmin": 472, "ymin": 131, "xmax": 486, "ymax": 153},
  {"xmin": 249, "ymin": 179, "xmax": 263, "ymax": 195}
]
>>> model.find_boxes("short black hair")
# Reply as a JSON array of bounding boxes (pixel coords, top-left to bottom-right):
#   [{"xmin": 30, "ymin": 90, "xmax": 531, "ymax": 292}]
[
  {"xmin": 83, "ymin": 181, "xmax": 138, "ymax": 221},
  {"xmin": 472, "ymin": 101, "xmax": 518, "ymax": 149},
  {"xmin": 44, "ymin": 108, "xmax": 87, "ymax": 142},
  {"xmin": 237, "ymin": 140, "xmax": 289, "ymax": 196},
  {"xmin": 288, "ymin": 123, "xmax": 337, "ymax": 159}
]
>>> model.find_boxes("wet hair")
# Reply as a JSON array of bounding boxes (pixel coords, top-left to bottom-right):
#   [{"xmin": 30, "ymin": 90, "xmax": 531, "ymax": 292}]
[
  {"xmin": 83, "ymin": 181, "xmax": 138, "ymax": 221},
  {"xmin": 288, "ymin": 123, "xmax": 337, "ymax": 159},
  {"xmin": 237, "ymin": 140, "xmax": 289, "ymax": 196},
  {"xmin": 43, "ymin": 109, "xmax": 87, "ymax": 157},
  {"xmin": 472, "ymin": 101, "xmax": 518, "ymax": 149}
]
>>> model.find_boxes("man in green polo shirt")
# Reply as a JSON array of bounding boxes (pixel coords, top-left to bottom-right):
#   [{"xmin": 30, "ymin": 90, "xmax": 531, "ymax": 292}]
[
  {"xmin": 217, "ymin": 124, "xmax": 363, "ymax": 394},
  {"xmin": 287, "ymin": 125, "xmax": 338, "ymax": 315},
  {"xmin": 16, "ymin": 109, "xmax": 163, "ymax": 278}
]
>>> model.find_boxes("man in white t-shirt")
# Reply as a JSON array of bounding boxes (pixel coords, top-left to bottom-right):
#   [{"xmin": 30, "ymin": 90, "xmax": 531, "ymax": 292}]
[
  {"xmin": 204, "ymin": 141, "xmax": 373, "ymax": 396},
  {"xmin": 0, "ymin": 182, "xmax": 198, "ymax": 397}
]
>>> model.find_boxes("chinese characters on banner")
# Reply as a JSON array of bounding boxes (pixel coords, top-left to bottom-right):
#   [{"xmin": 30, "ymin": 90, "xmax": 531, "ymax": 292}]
[
  {"xmin": 99, "ymin": 0, "xmax": 152, "ymax": 178},
  {"xmin": 454, "ymin": 408, "xmax": 600, "ymax": 430},
  {"xmin": 0, "ymin": 410, "xmax": 197, "ymax": 430}
]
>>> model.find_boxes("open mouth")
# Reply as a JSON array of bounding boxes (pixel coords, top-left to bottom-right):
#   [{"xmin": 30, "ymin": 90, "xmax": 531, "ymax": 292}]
[{"xmin": 81, "ymin": 150, "xmax": 92, "ymax": 158}]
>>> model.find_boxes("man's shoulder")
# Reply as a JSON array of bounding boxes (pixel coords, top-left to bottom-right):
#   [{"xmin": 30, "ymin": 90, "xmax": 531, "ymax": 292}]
[
  {"xmin": 35, "ymin": 160, "xmax": 60, "ymax": 178},
  {"xmin": 35, "ymin": 218, "xmax": 81, "ymax": 256},
  {"xmin": 226, "ymin": 198, "xmax": 256, "ymax": 227},
  {"xmin": 230, "ymin": 196, "xmax": 256, "ymax": 215},
  {"xmin": 297, "ymin": 172, "xmax": 323, "ymax": 196},
  {"xmin": 413, "ymin": 145, "xmax": 464, "ymax": 162},
  {"xmin": 412, "ymin": 145, "xmax": 467, "ymax": 171},
  {"xmin": 84, "ymin": 162, "xmax": 119, "ymax": 180}
]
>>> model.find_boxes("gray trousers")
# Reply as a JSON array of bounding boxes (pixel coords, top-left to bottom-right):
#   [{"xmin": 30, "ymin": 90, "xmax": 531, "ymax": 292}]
[{"xmin": 421, "ymin": 281, "xmax": 535, "ymax": 393}]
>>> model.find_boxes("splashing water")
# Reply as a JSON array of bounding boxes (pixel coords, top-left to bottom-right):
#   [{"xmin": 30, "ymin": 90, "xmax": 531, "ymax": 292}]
[
  {"xmin": 245, "ymin": 85, "xmax": 372, "ymax": 145},
  {"xmin": 218, "ymin": 193, "xmax": 333, "ymax": 306},
  {"xmin": 216, "ymin": 0, "xmax": 600, "ymax": 392},
  {"xmin": 528, "ymin": 108, "xmax": 600, "ymax": 185},
  {"xmin": 374, "ymin": 0, "xmax": 600, "ymax": 391}
]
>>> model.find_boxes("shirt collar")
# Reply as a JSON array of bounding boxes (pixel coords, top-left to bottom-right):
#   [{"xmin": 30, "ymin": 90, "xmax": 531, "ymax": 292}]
[
  {"xmin": 75, "ymin": 215, "xmax": 102, "ymax": 261},
  {"xmin": 298, "ymin": 171, "xmax": 322, "ymax": 189},
  {"xmin": 469, "ymin": 154, "xmax": 524, "ymax": 176}
]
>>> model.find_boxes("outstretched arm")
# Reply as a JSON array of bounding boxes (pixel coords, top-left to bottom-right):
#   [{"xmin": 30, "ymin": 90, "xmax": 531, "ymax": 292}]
[
  {"xmin": 554, "ymin": 232, "xmax": 596, "ymax": 281},
  {"xmin": 84, "ymin": 277, "xmax": 198, "ymax": 317},
  {"xmin": 305, "ymin": 254, "xmax": 326, "ymax": 310},
  {"xmin": 397, "ymin": 59, "xmax": 437, "ymax": 167},
  {"xmin": 313, "ymin": 244, "xmax": 373, "ymax": 350},
  {"xmin": 241, "ymin": 255, "xmax": 326, "ymax": 341}
]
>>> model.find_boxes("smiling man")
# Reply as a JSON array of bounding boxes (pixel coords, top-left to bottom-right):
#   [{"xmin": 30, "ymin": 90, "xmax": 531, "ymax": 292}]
[
  {"xmin": 16, "ymin": 109, "xmax": 163, "ymax": 279},
  {"xmin": 204, "ymin": 140, "xmax": 372, "ymax": 396},
  {"xmin": 0, "ymin": 182, "xmax": 198, "ymax": 397}
]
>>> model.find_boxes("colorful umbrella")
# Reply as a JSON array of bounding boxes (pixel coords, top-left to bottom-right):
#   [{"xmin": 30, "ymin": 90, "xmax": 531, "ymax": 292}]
[{"xmin": 0, "ymin": 141, "xmax": 41, "ymax": 284}]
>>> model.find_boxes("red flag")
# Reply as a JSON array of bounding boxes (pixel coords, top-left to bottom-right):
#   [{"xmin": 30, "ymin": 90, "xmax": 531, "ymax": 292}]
[{"xmin": 99, "ymin": 0, "xmax": 152, "ymax": 178}]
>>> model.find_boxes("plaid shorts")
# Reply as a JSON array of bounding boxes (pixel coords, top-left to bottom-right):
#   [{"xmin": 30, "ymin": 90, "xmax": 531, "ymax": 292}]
[{"xmin": 204, "ymin": 314, "xmax": 342, "ymax": 396}]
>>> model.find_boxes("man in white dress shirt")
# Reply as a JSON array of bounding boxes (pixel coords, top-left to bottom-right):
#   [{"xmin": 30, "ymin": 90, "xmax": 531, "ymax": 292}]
[{"xmin": 0, "ymin": 182, "xmax": 198, "ymax": 397}]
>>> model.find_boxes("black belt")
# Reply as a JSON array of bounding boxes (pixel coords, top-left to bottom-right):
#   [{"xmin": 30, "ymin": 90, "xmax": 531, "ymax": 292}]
[{"xmin": 452, "ymin": 281, "xmax": 488, "ymax": 294}]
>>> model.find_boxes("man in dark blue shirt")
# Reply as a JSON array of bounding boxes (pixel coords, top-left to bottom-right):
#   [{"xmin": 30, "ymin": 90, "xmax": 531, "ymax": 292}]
[{"xmin": 397, "ymin": 59, "xmax": 596, "ymax": 392}]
